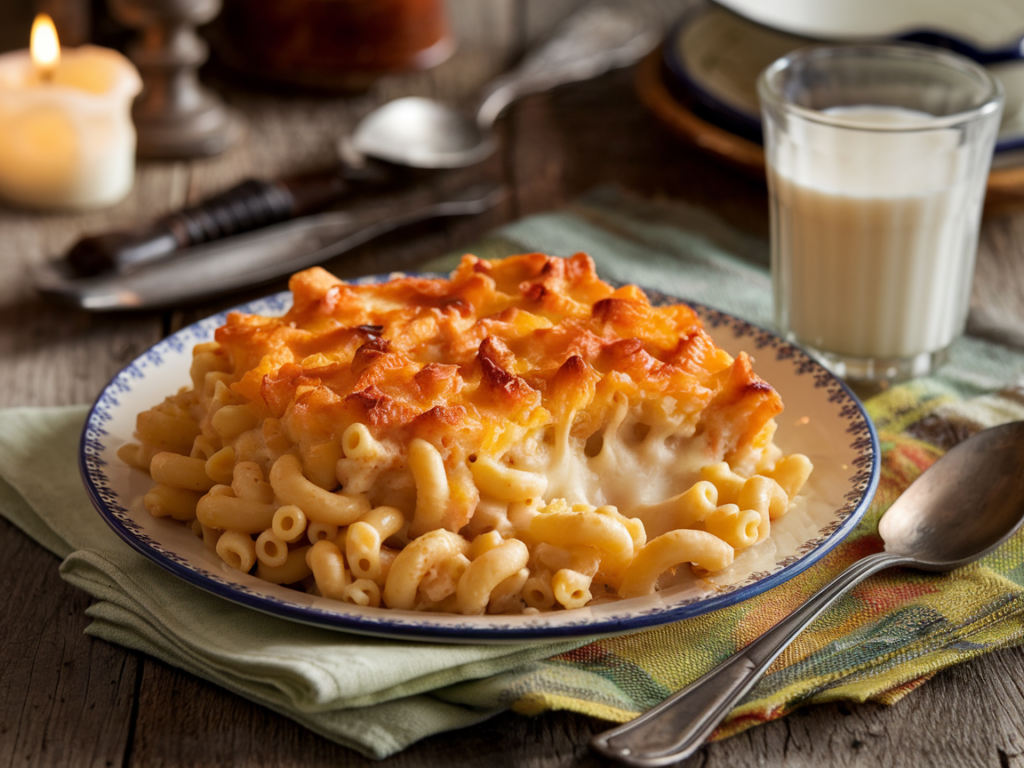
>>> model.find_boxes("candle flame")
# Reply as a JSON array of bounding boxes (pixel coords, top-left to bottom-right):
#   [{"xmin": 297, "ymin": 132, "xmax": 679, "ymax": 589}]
[{"xmin": 31, "ymin": 14, "xmax": 61, "ymax": 78}]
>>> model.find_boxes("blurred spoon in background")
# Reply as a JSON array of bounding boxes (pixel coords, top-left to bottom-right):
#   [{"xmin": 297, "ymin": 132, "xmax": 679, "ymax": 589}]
[{"xmin": 345, "ymin": 0, "xmax": 657, "ymax": 169}]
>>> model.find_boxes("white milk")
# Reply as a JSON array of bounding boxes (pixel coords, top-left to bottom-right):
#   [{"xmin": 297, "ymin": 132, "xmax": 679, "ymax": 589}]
[{"xmin": 768, "ymin": 106, "xmax": 983, "ymax": 361}]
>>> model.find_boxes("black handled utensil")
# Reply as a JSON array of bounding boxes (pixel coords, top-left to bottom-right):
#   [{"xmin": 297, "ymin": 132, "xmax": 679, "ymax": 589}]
[
  {"xmin": 65, "ymin": 163, "xmax": 396, "ymax": 276},
  {"xmin": 33, "ymin": 183, "xmax": 504, "ymax": 311}
]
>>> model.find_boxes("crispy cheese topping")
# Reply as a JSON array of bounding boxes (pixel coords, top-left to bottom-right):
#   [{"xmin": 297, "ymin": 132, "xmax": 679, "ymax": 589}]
[{"xmin": 216, "ymin": 253, "xmax": 782, "ymax": 488}]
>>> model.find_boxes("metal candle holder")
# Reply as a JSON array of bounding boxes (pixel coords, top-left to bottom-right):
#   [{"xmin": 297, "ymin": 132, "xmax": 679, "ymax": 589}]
[{"xmin": 108, "ymin": 0, "xmax": 241, "ymax": 158}]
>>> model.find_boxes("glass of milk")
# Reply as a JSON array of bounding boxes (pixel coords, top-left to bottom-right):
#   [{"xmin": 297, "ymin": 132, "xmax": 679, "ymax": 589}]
[{"xmin": 758, "ymin": 45, "xmax": 1003, "ymax": 383}]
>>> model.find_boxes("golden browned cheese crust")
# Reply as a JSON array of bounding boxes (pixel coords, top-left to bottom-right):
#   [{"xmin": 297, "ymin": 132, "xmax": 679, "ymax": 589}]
[{"xmin": 211, "ymin": 253, "xmax": 782, "ymax": 489}]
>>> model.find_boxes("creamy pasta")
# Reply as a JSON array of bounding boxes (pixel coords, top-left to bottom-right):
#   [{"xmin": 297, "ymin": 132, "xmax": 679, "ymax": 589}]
[{"xmin": 120, "ymin": 253, "xmax": 812, "ymax": 615}]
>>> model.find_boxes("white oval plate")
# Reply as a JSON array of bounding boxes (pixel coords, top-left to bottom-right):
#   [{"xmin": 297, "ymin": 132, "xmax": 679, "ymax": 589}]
[
  {"xmin": 713, "ymin": 0, "xmax": 1024, "ymax": 55},
  {"xmin": 80, "ymin": 280, "xmax": 878, "ymax": 643}
]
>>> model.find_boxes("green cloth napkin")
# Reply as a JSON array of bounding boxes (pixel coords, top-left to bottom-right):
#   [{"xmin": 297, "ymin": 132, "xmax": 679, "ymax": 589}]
[{"xmin": 3, "ymin": 187, "xmax": 1024, "ymax": 758}]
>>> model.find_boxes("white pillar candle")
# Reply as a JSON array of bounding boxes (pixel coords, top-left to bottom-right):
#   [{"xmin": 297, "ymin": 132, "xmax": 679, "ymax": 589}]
[{"xmin": 0, "ymin": 15, "xmax": 142, "ymax": 210}]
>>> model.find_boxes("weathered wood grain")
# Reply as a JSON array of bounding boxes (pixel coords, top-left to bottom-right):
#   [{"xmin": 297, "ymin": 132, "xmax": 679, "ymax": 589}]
[
  {"xmin": 0, "ymin": 518, "xmax": 137, "ymax": 768},
  {"xmin": 702, "ymin": 646, "xmax": 1024, "ymax": 768}
]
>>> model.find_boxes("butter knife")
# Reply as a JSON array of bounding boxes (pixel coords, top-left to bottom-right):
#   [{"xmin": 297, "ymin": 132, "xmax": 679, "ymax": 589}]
[
  {"xmin": 33, "ymin": 183, "xmax": 503, "ymax": 311},
  {"xmin": 64, "ymin": 163, "xmax": 397, "ymax": 276}
]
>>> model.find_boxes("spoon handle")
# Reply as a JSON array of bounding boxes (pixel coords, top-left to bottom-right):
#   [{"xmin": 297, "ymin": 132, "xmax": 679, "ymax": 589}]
[
  {"xmin": 475, "ymin": 1, "xmax": 657, "ymax": 128},
  {"xmin": 591, "ymin": 550, "xmax": 911, "ymax": 767}
]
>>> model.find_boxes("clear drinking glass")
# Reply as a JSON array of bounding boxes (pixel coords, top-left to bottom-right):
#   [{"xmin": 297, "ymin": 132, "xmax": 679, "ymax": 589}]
[{"xmin": 758, "ymin": 45, "xmax": 1003, "ymax": 383}]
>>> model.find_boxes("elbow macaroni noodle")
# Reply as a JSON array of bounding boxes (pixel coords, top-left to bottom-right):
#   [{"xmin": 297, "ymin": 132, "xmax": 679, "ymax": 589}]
[{"xmin": 120, "ymin": 254, "xmax": 814, "ymax": 615}]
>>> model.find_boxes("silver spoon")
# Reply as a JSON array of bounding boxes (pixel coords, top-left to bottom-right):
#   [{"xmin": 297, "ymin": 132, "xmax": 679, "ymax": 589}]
[
  {"xmin": 592, "ymin": 420, "xmax": 1024, "ymax": 767},
  {"xmin": 345, "ymin": 1, "xmax": 657, "ymax": 169}
]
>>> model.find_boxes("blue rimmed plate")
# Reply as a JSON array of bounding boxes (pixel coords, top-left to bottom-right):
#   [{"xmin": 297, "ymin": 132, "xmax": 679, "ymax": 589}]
[
  {"xmin": 666, "ymin": 3, "xmax": 1024, "ymax": 153},
  {"xmin": 80, "ymin": 278, "xmax": 878, "ymax": 643}
]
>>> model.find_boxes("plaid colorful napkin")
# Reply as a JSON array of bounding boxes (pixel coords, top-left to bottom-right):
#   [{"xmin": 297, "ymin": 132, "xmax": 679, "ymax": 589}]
[{"xmin": 3, "ymin": 187, "xmax": 1024, "ymax": 757}]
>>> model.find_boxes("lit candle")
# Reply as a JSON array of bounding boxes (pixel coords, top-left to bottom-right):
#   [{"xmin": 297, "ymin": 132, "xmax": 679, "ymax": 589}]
[
  {"xmin": 0, "ymin": 15, "xmax": 142, "ymax": 210},
  {"xmin": 31, "ymin": 15, "xmax": 61, "ymax": 82}
]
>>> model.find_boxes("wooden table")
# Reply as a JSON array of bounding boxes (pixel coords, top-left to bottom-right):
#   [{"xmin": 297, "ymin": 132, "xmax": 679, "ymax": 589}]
[{"xmin": 4, "ymin": 1, "xmax": 1024, "ymax": 765}]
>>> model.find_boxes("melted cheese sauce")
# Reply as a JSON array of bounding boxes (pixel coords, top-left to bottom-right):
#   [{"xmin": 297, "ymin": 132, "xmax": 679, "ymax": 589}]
[{"xmin": 509, "ymin": 404, "xmax": 712, "ymax": 513}]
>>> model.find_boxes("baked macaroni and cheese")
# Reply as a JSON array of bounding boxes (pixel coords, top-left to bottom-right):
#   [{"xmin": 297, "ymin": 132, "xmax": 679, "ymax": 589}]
[{"xmin": 120, "ymin": 253, "xmax": 812, "ymax": 615}]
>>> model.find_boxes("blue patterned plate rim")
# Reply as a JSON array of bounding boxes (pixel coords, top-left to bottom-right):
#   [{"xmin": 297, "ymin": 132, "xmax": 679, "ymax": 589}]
[
  {"xmin": 79, "ymin": 275, "xmax": 879, "ymax": 643},
  {"xmin": 663, "ymin": 5, "xmax": 1024, "ymax": 154}
]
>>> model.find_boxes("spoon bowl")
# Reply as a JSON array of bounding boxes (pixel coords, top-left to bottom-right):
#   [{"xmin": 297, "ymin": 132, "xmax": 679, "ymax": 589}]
[
  {"xmin": 594, "ymin": 420, "xmax": 1024, "ymax": 767},
  {"xmin": 880, "ymin": 422, "xmax": 1024, "ymax": 569},
  {"xmin": 350, "ymin": 97, "xmax": 495, "ymax": 170}
]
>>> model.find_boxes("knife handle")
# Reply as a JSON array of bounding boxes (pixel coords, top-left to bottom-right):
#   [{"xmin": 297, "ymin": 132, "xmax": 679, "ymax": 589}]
[{"xmin": 66, "ymin": 170, "xmax": 353, "ymax": 276}]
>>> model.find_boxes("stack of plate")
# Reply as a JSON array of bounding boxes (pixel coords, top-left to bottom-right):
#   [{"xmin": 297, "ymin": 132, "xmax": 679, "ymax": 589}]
[{"xmin": 639, "ymin": 0, "xmax": 1024, "ymax": 189}]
